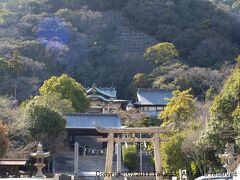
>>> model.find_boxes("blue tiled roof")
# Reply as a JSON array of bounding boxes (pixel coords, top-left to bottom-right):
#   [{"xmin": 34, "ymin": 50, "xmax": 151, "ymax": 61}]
[
  {"xmin": 86, "ymin": 86, "xmax": 117, "ymax": 98},
  {"xmin": 65, "ymin": 113, "xmax": 122, "ymax": 129},
  {"xmin": 135, "ymin": 88, "xmax": 173, "ymax": 106}
]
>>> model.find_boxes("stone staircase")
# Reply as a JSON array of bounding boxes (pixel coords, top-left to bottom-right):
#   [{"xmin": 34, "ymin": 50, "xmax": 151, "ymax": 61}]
[
  {"xmin": 77, "ymin": 155, "xmax": 128, "ymax": 172},
  {"xmin": 55, "ymin": 149, "xmax": 155, "ymax": 180},
  {"xmin": 55, "ymin": 151, "xmax": 128, "ymax": 174},
  {"xmin": 74, "ymin": 176, "xmax": 156, "ymax": 180},
  {"xmin": 141, "ymin": 154, "xmax": 154, "ymax": 172},
  {"xmin": 74, "ymin": 136, "xmax": 103, "ymax": 150}
]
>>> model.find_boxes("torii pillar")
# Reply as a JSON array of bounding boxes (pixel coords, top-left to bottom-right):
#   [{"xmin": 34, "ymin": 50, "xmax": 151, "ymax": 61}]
[
  {"xmin": 105, "ymin": 133, "xmax": 114, "ymax": 180},
  {"xmin": 96, "ymin": 123, "xmax": 173, "ymax": 180},
  {"xmin": 153, "ymin": 133, "xmax": 163, "ymax": 180}
]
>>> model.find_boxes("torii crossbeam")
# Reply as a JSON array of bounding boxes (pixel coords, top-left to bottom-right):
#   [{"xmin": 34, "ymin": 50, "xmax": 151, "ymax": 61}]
[{"xmin": 96, "ymin": 123, "xmax": 173, "ymax": 180}]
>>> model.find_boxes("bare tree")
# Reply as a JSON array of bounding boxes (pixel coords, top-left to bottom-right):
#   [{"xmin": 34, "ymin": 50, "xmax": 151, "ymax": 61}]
[{"xmin": 182, "ymin": 127, "xmax": 210, "ymax": 175}]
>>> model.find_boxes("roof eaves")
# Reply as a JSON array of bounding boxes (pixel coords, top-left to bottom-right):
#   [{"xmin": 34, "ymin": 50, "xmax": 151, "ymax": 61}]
[
  {"xmin": 64, "ymin": 113, "xmax": 119, "ymax": 117},
  {"xmin": 137, "ymin": 88, "xmax": 174, "ymax": 93}
]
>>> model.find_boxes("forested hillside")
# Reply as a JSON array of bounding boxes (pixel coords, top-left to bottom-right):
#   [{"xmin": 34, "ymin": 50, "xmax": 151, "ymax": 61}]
[
  {"xmin": 0, "ymin": 0, "xmax": 240, "ymax": 101},
  {"xmin": 1, "ymin": 1, "xmax": 240, "ymax": 177}
]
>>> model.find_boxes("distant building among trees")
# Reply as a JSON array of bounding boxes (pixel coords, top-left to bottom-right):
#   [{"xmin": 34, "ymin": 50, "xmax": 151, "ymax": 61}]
[
  {"xmin": 134, "ymin": 88, "xmax": 173, "ymax": 116},
  {"xmin": 86, "ymin": 83, "xmax": 128, "ymax": 114}
]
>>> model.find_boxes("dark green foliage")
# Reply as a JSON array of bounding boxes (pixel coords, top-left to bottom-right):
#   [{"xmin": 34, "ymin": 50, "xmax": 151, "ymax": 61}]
[
  {"xmin": 182, "ymin": 127, "xmax": 223, "ymax": 177},
  {"xmin": 161, "ymin": 132, "xmax": 187, "ymax": 173},
  {"xmin": 2, "ymin": 0, "xmax": 240, "ymax": 173},
  {"xmin": 46, "ymin": 0, "xmax": 129, "ymax": 11},
  {"xmin": 17, "ymin": 103, "xmax": 66, "ymax": 158},
  {"xmin": 131, "ymin": 73, "xmax": 149, "ymax": 88},
  {"xmin": 26, "ymin": 105, "xmax": 66, "ymax": 140},
  {"xmin": 0, "ymin": 58, "xmax": 9, "ymax": 82},
  {"xmin": 144, "ymin": 42, "xmax": 178, "ymax": 65},
  {"xmin": 6, "ymin": 50, "xmax": 24, "ymax": 77},
  {"xmin": 124, "ymin": 0, "xmax": 240, "ymax": 68},
  {"xmin": 129, "ymin": 73, "xmax": 151, "ymax": 98},
  {"xmin": 22, "ymin": 94, "xmax": 74, "ymax": 114},
  {"xmin": 141, "ymin": 116, "xmax": 160, "ymax": 127},
  {"xmin": 122, "ymin": 145, "xmax": 139, "ymax": 171},
  {"xmin": 203, "ymin": 57, "xmax": 240, "ymax": 150},
  {"xmin": 39, "ymin": 74, "xmax": 89, "ymax": 112},
  {"xmin": 0, "ymin": 77, "xmax": 41, "ymax": 102},
  {"xmin": 0, "ymin": 0, "xmax": 239, "ymax": 101},
  {"xmin": 205, "ymin": 87, "xmax": 218, "ymax": 101},
  {"xmin": 160, "ymin": 89, "xmax": 195, "ymax": 130},
  {"xmin": 149, "ymin": 63, "xmax": 231, "ymax": 100}
]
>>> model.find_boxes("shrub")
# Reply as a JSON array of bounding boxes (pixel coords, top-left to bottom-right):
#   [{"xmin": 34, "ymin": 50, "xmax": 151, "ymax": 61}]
[
  {"xmin": 16, "ymin": 103, "xmax": 66, "ymax": 158},
  {"xmin": 122, "ymin": 144, "xmax": 139, "ymax": 171}
]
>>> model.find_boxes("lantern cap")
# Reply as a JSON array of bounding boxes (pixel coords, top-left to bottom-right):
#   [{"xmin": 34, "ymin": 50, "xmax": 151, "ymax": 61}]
[{"xmin": 30, "ymin": 142, "xmax": 50, "ymax": 158}]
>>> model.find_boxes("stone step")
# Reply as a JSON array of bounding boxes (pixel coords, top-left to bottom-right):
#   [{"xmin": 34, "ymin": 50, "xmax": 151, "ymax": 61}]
[
  {"xmin": 141, "ymin": 155, "xmax": 154, "ymax": 172},
  {"xmin": 55, "ymin": 152, "xmax": 128, "ymax": 174},
  {"xmin": 73, "ymin": 136, "xmax": 103, "ymax": 149},
  {"xmin": 55, "ymin": 150, "xmax": 154, "ymax": 176}
]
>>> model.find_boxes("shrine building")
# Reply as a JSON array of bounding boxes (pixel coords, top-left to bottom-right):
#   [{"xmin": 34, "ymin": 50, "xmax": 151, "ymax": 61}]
[
  {"xmin": 86, "ymin": 83, "xmax": 128, "ymax": 114},
  {"xmin": 134, "ymin": 88, "xmax": 173, "ymax": 116},
  {"xmin": 65, "ymin": 113, "xmax": 122, "ymax": 148}
]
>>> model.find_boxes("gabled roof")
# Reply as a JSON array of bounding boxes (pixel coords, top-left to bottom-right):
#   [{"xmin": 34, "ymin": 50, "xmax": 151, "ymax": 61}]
[
  {"xmin": 135, "ymin": 88, "xmax": 173, "ymax": 106},
  {"xmin": 86, "ymin": 83, "xmax": 116, "ymax": 99},
  {"xmin": 87, "ymin": 95, "xmax": 128, "ymax": 103},
  {"xmin": 65, "ymin": 113, "xmax": 122, "ymax": 129}
]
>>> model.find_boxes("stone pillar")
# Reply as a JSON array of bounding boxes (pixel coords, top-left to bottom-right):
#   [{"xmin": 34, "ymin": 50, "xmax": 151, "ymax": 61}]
[
  {"xmin": 140, "ymin": 133, "xmax": 143, "ymax": 172},
  {"xmin": 153, "ymin": 133, "xmax": 163, "ymax": 180},
  {"xmin": 104, "ymin": 133, "xmax": 114, "ymax": 180},
  {"xmin": 116, "ymin": 142, "xmax": 122, "ymax": 173},
  {"xmin": 179, "ymin": 169, "xmax": 182, "ymax": 180},
  {"xmin": 103, "ymin": 102, "xmax": 106, "ymax": 114},
  {"xmin": 74, "ymin": 142, "xmax": 79, "ymax": 175},
  {"xmin": 83, "ymin": 148, "xmax": 86, "ymax": 157},
  {"xmin": 52, "ymin": 160, "xmax": 55, "ymax": 174}
]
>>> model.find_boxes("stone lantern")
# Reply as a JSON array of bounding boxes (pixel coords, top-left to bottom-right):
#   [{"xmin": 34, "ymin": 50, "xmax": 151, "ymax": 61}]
[{"xmin": 31, "ymin": 142, "xmax": 50, "ymax": 178}]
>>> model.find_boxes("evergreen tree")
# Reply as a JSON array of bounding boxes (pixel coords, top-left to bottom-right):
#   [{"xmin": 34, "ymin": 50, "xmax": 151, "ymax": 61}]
[
  {"xmin": 39, "ymin": 74, "xmax": 89, "ymax": 112},
  {"xmin": 144, "ymin": 42, "xmax": 178, "ymax": 65},
  {"xmin": 204, "ymin": 56, "xmax": 240, "ymax": 149},
  {"xmin": 160, "ymin": 89, "xmax": 195, "ymax": 130}
]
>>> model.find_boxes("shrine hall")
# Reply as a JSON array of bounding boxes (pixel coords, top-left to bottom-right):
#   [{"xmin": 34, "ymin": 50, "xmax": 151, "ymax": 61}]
[{"xmin": 86, "ymin": 83, "xmax": 128, "ymax": 114}]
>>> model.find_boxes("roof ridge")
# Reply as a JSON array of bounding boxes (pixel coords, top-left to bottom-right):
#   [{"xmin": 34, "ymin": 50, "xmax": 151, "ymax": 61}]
[
  {"xmin": 65, "ymin": 113, "xmax": 119, "ymax": 117},
  {"xmin": 138, "ymin": 88, "xmax": 174, "ymax": 92}
]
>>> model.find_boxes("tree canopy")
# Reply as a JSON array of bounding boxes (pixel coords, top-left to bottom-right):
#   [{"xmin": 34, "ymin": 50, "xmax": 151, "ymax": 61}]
[
  {"xmin": 161, "ymin": 132, "xmax": 187, "ymax": 174},
  {"xmin": 17, "ymin": 102, "xmax": 66, "ymax": 158},
  {"xmin": 144, "ymin": 42, "xmax": 178, "ymax": 65},
  {"xmin": 0, "ymin": 0, "xmax": 239, "ymax": 100},
  {"xmin": 159, "ymin": 89, "xmax": 198, "ymax": 176},
  {"xmin": 160, "ymin": 89, "xmax": 196, "ymax": 130},
  {"xmin": 39, "ymin": 74, "xmax": 89, "ymax": 112},
  {"xmin": 204, "ymin": 56, "xmax": 240, "ymax": 149},
  {"xmin": 125, "ymin": 0, "xmax": 240, "ymax": 67},
  {"xmin": 22, "ymin": 94, "xmax": 74, "ymax": 113}
]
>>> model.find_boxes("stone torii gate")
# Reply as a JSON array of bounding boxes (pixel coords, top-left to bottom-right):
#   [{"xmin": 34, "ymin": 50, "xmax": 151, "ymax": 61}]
[{"xmin": 96, "ymin": 123, "xmax": 173, "ymax": 180}]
